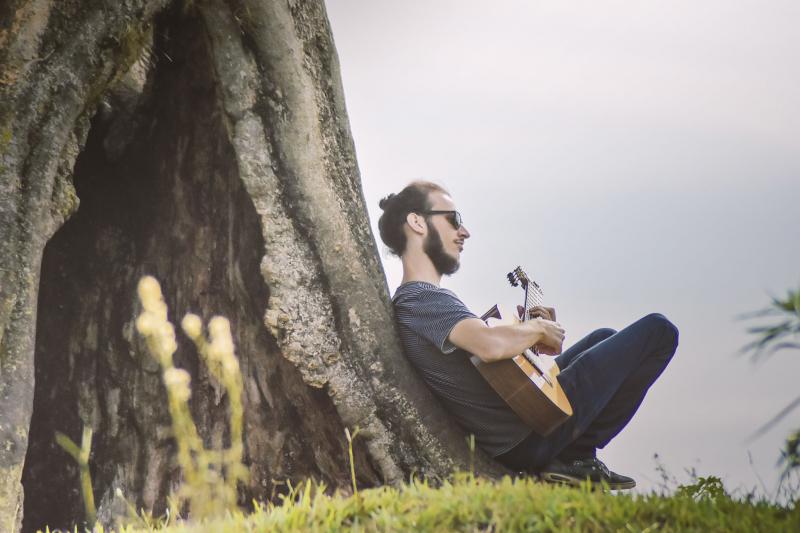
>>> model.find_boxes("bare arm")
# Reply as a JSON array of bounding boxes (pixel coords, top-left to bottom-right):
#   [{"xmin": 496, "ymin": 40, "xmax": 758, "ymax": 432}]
[{"xmin": 449, "ymin": 317, "xmax": 565, "ymax": 363}]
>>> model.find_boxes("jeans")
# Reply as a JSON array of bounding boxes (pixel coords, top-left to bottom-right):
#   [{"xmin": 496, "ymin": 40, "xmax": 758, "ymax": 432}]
[{"xmin": 495, "ymin": 313, "xmax": 679, "ymax": 472}]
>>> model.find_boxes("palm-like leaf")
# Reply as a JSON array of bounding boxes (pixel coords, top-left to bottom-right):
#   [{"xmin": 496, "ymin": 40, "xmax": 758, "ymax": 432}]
[
  {"xmin": 742, "ymin": 289, "xmax": 800, "ymax": 361},
  {"xmin": 743, "ymin": 286, "xmax": 800, "ymax": 473}
]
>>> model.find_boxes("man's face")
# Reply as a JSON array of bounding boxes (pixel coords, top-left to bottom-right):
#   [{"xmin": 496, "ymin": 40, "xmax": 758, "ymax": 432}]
[{"xmin": 422, "ymin": 192, "xmax": 470, "ymax": 276}]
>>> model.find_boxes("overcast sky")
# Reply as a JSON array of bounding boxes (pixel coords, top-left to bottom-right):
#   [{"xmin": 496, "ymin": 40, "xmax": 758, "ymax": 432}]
[{"xmin": 325, "ymin": 0, "xmax": 800, "ymax": 499}]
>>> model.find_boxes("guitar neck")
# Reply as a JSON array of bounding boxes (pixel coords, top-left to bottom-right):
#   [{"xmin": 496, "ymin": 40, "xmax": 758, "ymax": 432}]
[
  {"xmin": 522, "ymin": 282, "xmax": 543, "ymax": 322},
  {"xmin": 509, "ymin": 266, "xmax": 544, "ymax": 322}
]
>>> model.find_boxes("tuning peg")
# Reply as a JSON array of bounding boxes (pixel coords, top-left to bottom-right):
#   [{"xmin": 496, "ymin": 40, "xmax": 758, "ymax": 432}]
[{"xmin": 507, "ymin": 272, "xmax": 519, "ymax": 286}]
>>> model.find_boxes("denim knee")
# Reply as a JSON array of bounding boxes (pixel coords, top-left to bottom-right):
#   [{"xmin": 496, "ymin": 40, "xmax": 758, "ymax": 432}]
[
  {"xmin": 641, "ymin": 313, "xmax": 679, "ymax": 352},
  {"xmin": 590, "ymin": 327, "xmax": 617, "ymax": 344}
]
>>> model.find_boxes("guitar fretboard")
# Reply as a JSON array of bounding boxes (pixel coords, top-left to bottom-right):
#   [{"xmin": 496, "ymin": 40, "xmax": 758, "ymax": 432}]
[
  {"xmin": 522, "ymin": 281, "xmax": 544, "ymax": 322},
  {"xmin": 518, "ymin": 273, "xmax": 547, "ymax": 370}
]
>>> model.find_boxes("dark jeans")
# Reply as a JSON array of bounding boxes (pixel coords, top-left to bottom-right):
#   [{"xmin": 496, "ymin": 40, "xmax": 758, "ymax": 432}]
[{"xmin": 496, "ymin": 313, "xmax": 679, "ymax": 472}]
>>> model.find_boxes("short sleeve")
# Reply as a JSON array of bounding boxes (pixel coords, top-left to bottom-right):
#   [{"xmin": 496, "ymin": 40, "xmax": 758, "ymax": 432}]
[{"xmin": 394, "ymin": 285, "xmax": 477, "ymax": 353}]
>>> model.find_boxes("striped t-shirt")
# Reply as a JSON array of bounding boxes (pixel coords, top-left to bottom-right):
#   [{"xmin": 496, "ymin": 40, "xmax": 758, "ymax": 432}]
[{"xmin": 392, "ymin": 281, "xmax": 532, "ymax": 457}]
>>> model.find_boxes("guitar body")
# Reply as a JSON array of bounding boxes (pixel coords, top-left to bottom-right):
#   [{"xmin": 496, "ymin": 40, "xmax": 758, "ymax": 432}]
[{"xmin": 471, "ymin": 303, "xmax": 573, "ymax": 436}]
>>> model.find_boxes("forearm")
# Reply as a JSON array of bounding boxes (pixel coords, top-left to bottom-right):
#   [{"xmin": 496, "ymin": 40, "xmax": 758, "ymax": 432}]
[
  {"xmin": 449, "ymin": 316, "xmax": 563, "ymax": 363},
  {"xmin": 475, "ymin": 322, "xmax": 541, "ymax": 362}
]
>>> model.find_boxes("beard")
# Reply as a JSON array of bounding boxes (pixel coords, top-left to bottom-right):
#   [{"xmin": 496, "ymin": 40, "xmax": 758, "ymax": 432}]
[{"xmin": 423, "ymin": 224, "xmax": 460, "ymax": 276}]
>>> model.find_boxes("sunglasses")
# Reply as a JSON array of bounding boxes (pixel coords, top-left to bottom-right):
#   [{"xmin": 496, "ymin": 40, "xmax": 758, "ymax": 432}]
[{"xmin": 420, "ymin": 210, "xmax": 463, "ymax": 229}]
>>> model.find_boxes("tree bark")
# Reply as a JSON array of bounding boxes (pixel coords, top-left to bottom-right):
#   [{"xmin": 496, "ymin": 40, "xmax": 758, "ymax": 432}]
[{"xmin": 0, "ymin": 1, "xmax": 506, "ymax": 530}]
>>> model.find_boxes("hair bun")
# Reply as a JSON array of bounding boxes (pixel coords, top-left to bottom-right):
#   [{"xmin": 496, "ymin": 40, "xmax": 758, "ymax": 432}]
[{"xmin": 379, "ymin": 193, "xmax": 396, "ymax": 210}]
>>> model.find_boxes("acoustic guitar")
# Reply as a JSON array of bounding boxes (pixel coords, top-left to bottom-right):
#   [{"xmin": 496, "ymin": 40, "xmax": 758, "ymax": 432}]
[{"xmin": 470, "ymin": 267, "xmax": 573, "ymax": 435}]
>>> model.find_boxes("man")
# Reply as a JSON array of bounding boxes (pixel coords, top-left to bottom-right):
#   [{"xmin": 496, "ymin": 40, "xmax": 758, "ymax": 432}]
[{"xmin": 379, "ymin": 181, "xmax": 678, "ymax": 489}]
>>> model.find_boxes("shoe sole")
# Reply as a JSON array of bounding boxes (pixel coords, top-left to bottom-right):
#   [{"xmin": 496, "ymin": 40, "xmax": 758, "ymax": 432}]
[{"xmin": 539, "ymin": 472, "xmax": 636, "ymax": 490}]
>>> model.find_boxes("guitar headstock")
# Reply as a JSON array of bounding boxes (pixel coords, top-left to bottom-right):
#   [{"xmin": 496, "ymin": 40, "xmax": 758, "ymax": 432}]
[
  {"xmin": 507, "ymin": 266, "xmax": 543, "ymax": 305},
  {"xmin": 507, "ymin": 266, "xmax": 530, "ymax": 289}
]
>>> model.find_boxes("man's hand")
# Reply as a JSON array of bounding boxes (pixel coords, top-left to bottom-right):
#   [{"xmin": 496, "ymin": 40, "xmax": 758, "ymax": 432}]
[
  {"xmin": 517, "ymin": 305, "xmax": 557, "ymax": 321},
  {"xmin": 529, "ymin": 317, "xmax": 565, "ymax": 355}
]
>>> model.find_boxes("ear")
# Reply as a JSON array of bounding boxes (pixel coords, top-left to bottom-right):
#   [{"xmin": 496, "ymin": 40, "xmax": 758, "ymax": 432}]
[{"xmin": 405, "ymin": 212, "xmax": 427, "ymax": 235}]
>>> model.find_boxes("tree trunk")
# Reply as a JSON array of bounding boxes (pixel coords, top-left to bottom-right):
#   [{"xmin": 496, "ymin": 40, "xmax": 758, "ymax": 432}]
[{"xmin": 0, "ymin": 1, "xmax": 505, "ymax": 530}]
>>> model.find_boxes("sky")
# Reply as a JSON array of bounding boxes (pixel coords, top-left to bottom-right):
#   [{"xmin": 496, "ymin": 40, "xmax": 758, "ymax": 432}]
[{"xmin": 325, "ymin": 0, "xmax": 800, "ymax": 499}]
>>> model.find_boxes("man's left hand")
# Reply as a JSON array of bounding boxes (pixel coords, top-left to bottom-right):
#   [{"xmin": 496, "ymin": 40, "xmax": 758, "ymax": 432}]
[{"xmin": 517, "ymin": 305, "xmax": 557, "ymax": 322}]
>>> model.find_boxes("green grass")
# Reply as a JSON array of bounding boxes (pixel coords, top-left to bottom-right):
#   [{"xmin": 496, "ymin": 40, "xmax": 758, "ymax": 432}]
[{"xmin": 105, "ymin": 473, "xmax": 798, "ymax": 533}]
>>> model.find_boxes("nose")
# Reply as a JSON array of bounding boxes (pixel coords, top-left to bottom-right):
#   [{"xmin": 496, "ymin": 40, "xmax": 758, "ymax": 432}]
[{"xmin": 459, "ymin": 225, "xmax": 470, "ymax": 239}]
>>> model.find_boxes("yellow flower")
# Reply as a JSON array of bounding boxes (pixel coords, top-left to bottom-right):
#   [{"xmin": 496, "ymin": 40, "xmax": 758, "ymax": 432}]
[
  {"xmin": 163, "ymin": 367, "xmax": 192, "ymax": 402},
  {"xmin": 181, "ymin": 314, "xmax": 203, "ymax": 340}
]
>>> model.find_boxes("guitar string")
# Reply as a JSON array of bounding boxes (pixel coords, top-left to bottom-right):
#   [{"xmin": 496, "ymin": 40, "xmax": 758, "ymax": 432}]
[
  {"xmin": 515, "ymin": 275, "xmax": 558, "ymax": 391},
  {"xmin": 521, "ymin": 279, "xmax": 545, "ymax": 369}
]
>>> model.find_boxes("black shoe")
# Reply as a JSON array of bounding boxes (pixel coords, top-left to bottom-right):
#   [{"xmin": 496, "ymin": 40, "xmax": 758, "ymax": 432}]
[{"xmin": 538, "ymin": 457, "xmax": 636, "ymax": 490}]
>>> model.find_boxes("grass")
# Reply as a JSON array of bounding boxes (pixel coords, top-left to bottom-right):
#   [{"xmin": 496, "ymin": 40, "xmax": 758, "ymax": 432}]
[{"xmin": 101, "ymin": 473, "xmax": 799, "ymax": 533}]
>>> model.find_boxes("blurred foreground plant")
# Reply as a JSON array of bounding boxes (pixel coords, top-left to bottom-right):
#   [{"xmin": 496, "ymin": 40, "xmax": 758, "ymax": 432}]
[
  {"xmin": 743, "ymin": 285, "xmax": 800, "ymax": 474},
  {"xmin": 135, "ymin": 275, "xmax": 248, "ymax": 522},
  {"xmin": 54, "ymin": 425, "xmax": 96, "ymax": 526},
  {"xmin": 743, "ymin": 287, "xmax": 800, "ymax": 360}
]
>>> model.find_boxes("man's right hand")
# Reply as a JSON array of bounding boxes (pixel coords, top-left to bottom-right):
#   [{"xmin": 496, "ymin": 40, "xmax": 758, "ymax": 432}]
[{"xmin": 531, "ymin": 318, "xmax": 565, "ymax": 355}]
